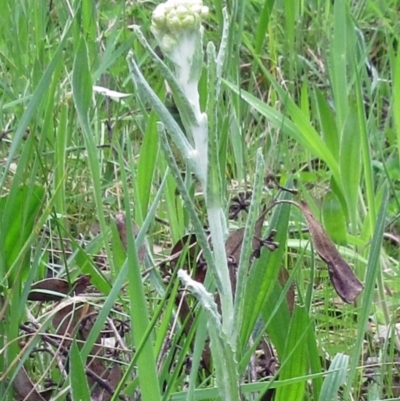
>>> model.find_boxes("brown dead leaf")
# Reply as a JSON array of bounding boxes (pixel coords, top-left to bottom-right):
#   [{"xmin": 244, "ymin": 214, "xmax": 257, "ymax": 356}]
[
  {"xmin": 13, "ymin": 366, "xmax": 47, "ymax": 401},
  {"xmin": 105, "ymin": 363, "xmax": 123, "ymax": 397},
  {"xmin": 52, "ymin": 302, "xmax": 120, "ymax": 399},
  {"xmin": 224, "ymin": 207, "xmax": 273, "ymax": 290},
  {"xmin": 52, "ymin": 302, "xmax": 90, "ymax": 339},
  {"xmin": 28, "ymin": 275, "xmax": 90, "ymax": 301},
  {"xmin": 168, "ymin": 234, "xmax": 205, "ymax": 281},
  {"xmin": 224, "ymin": 228, "xmax": 246, "ymax": 295},
  {"xmin": 225, "ymin": 228, "xmax": 246, "ymax": 264},
  {"xmin": 225, "ymin": 206, "xmax": 269, "ymax": 263},
  {"xmin": 23, "ymin": 272, "xmax": 122, "ymax": 401},
  {"xmin": 299, "ymin": 200, "xmax": 363, "ymax": 303},
  {"xmin": 88, "ymin": 359, "xmax": 123, "ymax": 401}
]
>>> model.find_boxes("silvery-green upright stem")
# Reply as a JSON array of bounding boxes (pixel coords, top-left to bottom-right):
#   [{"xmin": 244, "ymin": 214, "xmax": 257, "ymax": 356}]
[{"xmin": 150, "ymin": 0, "xmax": 234, "ymax": 333}]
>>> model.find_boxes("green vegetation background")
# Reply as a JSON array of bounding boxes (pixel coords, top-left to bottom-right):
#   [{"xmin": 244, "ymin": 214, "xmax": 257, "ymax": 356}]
[{"xmin": 1, "ymin": 0, "xmax": 400, "ymax": 400}]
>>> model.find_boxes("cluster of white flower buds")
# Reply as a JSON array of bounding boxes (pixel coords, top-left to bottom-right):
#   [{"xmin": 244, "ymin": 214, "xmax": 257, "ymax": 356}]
[{"xmin": 151, "ymin": 0, "xmax": 209, "ymax": 33}]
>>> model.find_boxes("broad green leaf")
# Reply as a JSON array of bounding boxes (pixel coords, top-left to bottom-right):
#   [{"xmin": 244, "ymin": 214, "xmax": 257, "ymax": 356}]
[
  {"xmin": 82, "ymin": 0, "xmax": 97, "ymax": 42},
  {"xmin": 314, "ymin": 88, "xmax": 339, "ymax": 160},
  {"xmin": 274, "ymin": 306, "xmax": 309, "ymax": 401},
  {"xmin": 340, "ymin": 105, "xmax": 361, "ymax": 231},
  {"xmin": 239, "ymin": 190, "xmax": 292, "ymax": 351},
  {"xmin": 234, "ymin": 149, "xmax": 265, "ymax": 340},
  {"xmin": 319, "ymin": 353, "xmax": 349, "ymax": 401},
  {"xmin": 322, "ymin": 191, "xmax": 348, "ymax": 245},
  {"xmin": 0, "ymin": 185, "xmax": 45, "ymax": 283},
  {"xmin": 261, "ymin": 281, "xmax": 292, "ymax": 358},
  {"xmin": 72, "ymin": 37, "xmax": 92, "ymax": 130}
]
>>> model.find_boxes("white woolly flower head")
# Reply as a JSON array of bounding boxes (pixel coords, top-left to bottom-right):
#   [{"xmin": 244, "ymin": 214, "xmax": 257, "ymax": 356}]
[{"xmin": 151, "ymin": 0, "xmax": 209, "ymax": 52}]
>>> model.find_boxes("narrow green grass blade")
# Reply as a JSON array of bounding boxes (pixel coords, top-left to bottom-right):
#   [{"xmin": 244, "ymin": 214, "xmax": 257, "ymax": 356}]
[
  {"xmin": 0, "ymin": 150, "xmax": 47, "ymax": 393},
  {"xmin": 284, "ymin": 0, "xmax": 296, "ymax": 68},
  {"xmin": 254, "ymin": 0, "xmax": 276, "ymax": 55},
  {"xmin": 224, "ymin": 79, "xmax": 341, "ymax": 185},
  {"xmin": 70, "ymin": 341, "xmax": 91, "ymax": 401},
  {"xmin": 53, "ymin": 104, "xmax": 68, "ymax": 220},
  {"xmin": 72, "ymin": 35, "xmax": 114, "ymax": 281},
  {"xmin": 137, "ymin": 111, "xmax": 159, "ymax": 215},
  {"xmin": 0, "ymin": 19, "xmax": 72, "ymax": 188},
  {"xmin": 82, "ymin": 0, "xmax": 97, "ymax": 43},
  {"xmin": 170, "ymin": 369, "xmax": 331, "ymax": 400},
  {"xmin": 163, "ymin": 164, "xmax": 185, "ymax": 243},
  {"xmin": 226, "ymin": 103, "xmax": 245, "ymax": 183},
  {"xmin": 394, "ymin": 38, "xmax": 400, "ymax": 170},
  {"xmin": 329, "ymin": 0, "xmax": 349, "ymax": 130},
  {"xmin": 93, "ymin": 35, "xmax": 135, "ymax": 82},
  {"xmin": 356, "ymin": 61, "xmax": 376, "ymax": 232},
  {"xmin": 109, "ymin": 174, "xmax": 169, "ymax": 401},
  {"xmin": 120, "ymin": 156, "xmax": 161, "ymax": 401},
  {"xmin": 307, "ymin": 319, "xmax": 323, "ymax": 400},
  {"xmin": 344, "ymin": 189, "xmax": 388, "ymax": 399},
  {"xmin": 186, "ymin": 311, "xmax": 209, "ymax": 401}
]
